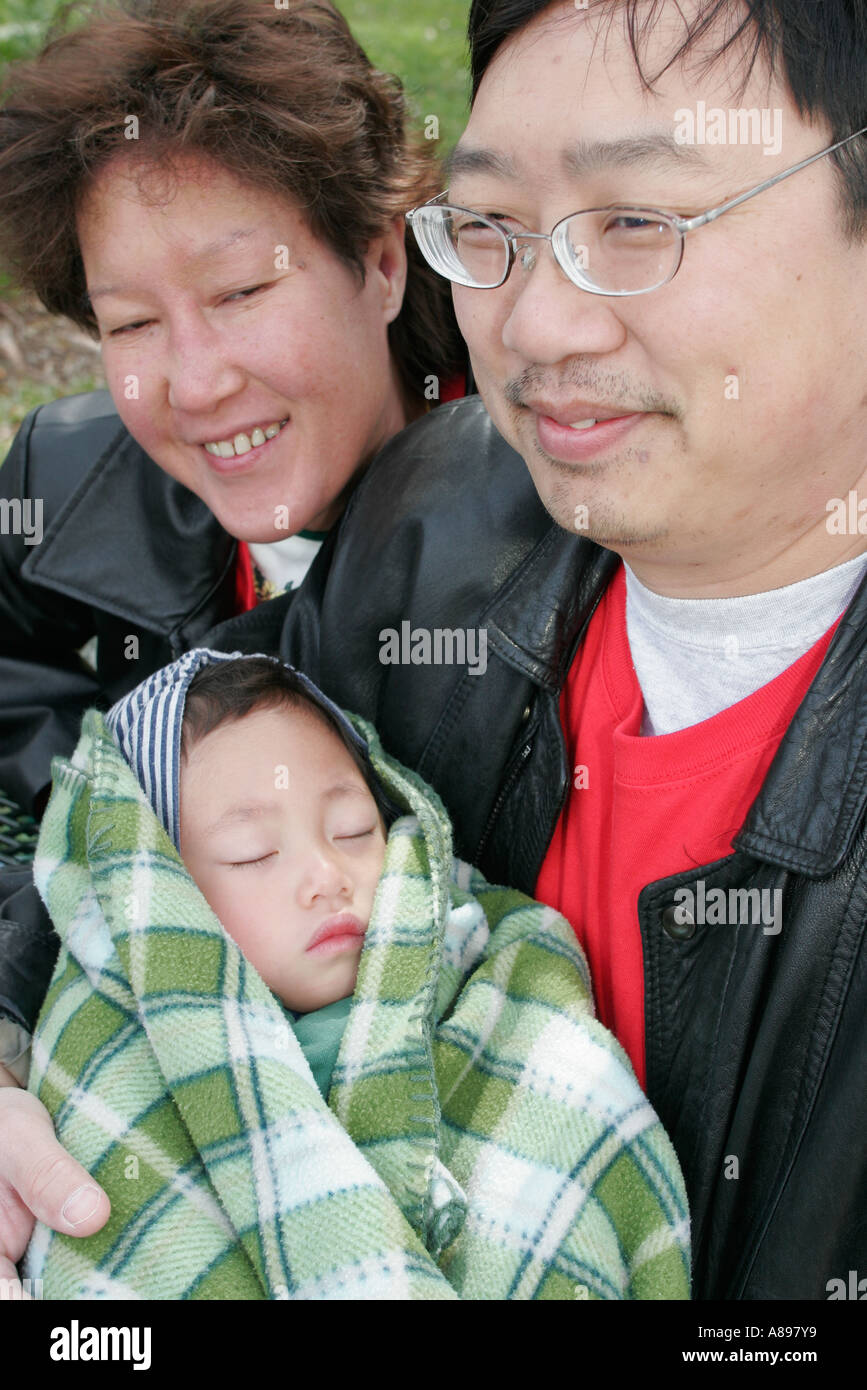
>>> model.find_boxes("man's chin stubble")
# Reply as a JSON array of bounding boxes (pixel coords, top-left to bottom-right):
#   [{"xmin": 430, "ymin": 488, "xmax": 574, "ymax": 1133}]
[{"xmin": 529, "ymin": 434, "xmax": 671, "ymax": 551}]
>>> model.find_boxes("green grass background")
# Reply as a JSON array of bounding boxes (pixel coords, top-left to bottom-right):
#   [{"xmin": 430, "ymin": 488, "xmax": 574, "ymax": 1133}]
[
  {"xmin": 342, "ymin": 0, "xmax": 470, "ymax": 151},
  {"xmin": 0, "ymin": 0, "xmax": 471, "ymax": 442}
]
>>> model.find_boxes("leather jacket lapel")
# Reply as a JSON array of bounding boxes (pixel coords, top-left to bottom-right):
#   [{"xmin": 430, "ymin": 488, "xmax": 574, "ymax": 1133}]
[
  {"xmin": 21, "ymin": 425, "xmax": 235, "ymax": 639},
  {"xmin": 737, "ymin": 561, "xmax": 867, "ymax": 874}
]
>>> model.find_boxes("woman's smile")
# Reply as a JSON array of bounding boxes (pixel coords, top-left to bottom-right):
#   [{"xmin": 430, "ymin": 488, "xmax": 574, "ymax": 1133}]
[
  {"xmin": 201, "ymin": 417, "xmax": 289, "ymax": 460},
  {"xmin": 198, "ymin": 418, "xmax": 291, "ymax": 476}
]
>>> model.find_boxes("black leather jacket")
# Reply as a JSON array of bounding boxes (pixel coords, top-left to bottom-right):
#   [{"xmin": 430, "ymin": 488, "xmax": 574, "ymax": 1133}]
[{"xmin": 2, "ymin": 392, "xmax": 866, "ymax": 1300}]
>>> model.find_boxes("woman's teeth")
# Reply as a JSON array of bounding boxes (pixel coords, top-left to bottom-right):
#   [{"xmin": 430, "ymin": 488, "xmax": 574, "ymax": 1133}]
[{"xmin": 204, "ymin": 419, "xmax": 288, "ymax": 458}]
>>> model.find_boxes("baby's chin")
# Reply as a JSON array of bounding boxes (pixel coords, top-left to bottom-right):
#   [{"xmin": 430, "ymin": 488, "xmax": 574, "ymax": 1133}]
[
  {"xmin": 277, "ymin": 975, "xmax": 359, "ymax": 1015},
  {"xmin": 271, "ymin": 940, "xmax": 365, "ymax": 1012},
  {"xmin": 280, "ymin": 990, "xmax": 355, "ymax": 1013}
]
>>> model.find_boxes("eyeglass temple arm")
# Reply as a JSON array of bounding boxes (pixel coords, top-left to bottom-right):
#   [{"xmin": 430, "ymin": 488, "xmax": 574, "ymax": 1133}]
[{"xmin": 677, "ymin": 125, "xmax": 867, "ymax": 233}]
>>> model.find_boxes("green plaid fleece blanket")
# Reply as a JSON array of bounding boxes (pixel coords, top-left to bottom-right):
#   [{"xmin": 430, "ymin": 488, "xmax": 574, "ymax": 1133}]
[{"xmin": 23, "ymin": 708, "xmax": 690, "ymax": 1300}]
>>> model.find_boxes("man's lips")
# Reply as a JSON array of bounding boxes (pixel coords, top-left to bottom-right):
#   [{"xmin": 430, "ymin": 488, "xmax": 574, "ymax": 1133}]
[
  {"xmin": 528, "ymin": 406, "xmax": 649, "ymax": 462},
  {"xmin": 305, "ymin": 912, "xmax": 366, "ymax": 957},
  {"xmin": 521, "ymin": 400, "xmax": 635, "ymax": 428}
]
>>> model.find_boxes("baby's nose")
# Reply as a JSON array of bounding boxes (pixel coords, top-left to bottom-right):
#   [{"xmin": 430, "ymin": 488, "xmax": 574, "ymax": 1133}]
[{"xmin": 298, "ymin": 851, "xmax": 352, "ymax": 904}]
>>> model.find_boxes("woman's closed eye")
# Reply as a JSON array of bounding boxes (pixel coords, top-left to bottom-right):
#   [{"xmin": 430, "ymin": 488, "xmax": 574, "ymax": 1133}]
[
  {"xmin": 220, "ymin": 282, "xmax": 270, "ymax": 304},
  {"xmin": 108, "ymin": 318, "xmax": 154, "ymax": 338},
  {"xmin": 106, "ymin": 284, "xmax": 272, "ymax": 336}
]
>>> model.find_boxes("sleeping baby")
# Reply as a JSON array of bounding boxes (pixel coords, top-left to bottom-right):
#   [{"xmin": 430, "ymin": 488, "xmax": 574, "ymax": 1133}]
[{"xmin": 23, "ymin": 648, "xmax": 690, "ymax": 1301}]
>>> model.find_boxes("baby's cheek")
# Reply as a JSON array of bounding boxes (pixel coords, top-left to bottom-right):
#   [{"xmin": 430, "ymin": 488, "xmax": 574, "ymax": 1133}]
[{"xmin": 197, "ymin": 880, "xmax": 253, "ymax": 949}]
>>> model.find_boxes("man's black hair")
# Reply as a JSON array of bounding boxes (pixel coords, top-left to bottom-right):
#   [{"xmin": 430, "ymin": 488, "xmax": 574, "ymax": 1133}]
[
  {"xmin": 467, "ymin": 0, "xmax": 867, "ymax": 234},
  {"xmin": 182, "ymin": 658, "xmax": 401, "ymax": 830}
]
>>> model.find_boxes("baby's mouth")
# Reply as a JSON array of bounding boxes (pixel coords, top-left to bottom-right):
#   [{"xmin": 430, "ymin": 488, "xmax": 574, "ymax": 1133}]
[
  {"xmin": 203, "ymin": 418, "xmax": 289, "ymax": 460},
  {"xmin": 305, "ymin": 912, "xmax": 366, "ymax": 955}
]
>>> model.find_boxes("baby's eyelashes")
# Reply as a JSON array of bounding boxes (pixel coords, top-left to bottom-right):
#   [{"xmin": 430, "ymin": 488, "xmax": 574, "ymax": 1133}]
[
  {"xmin": 226, "ymin": 852, "xmax": 278, "ymax": 870},
  {"xmin": 218, "ymin": 825, "xmax": 380, "ymax": 868}
]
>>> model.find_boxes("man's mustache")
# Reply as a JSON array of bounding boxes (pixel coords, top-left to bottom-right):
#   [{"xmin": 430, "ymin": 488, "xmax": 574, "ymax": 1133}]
[{"xmin": 503, "ymin": 366, "xmax": 683, "ymax": 422}]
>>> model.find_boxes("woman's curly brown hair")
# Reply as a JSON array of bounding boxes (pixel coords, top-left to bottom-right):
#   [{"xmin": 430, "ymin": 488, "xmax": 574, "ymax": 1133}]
[{"xmin": 0, "ymin": 0, "xmax": 465, "ymax": 402}]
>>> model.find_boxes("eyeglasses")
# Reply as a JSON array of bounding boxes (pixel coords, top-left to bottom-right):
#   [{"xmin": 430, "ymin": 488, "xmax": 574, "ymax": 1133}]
[{"xmin": 406, "ymin": 126, "xmax": 867, "ymax": 296}]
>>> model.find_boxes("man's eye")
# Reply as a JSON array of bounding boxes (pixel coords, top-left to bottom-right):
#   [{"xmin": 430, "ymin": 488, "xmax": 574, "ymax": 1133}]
[
  {"xmin": 228, "ymin": 852, "xmax": 277, "ymax": 869},
  {"xmin": 602, "ymin": 214, "xmax": 671, "ymax": 243},
  {"xmin": 459, "ymin": 211, "xmax": 518, "ymax": 228},
  {"xmin": 608, "ymin": 215, "xmax": 655, "ymax": 228}
]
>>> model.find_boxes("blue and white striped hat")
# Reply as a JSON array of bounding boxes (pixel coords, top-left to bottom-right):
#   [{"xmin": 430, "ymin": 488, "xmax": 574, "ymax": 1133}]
[{"xmin": 105, "ymin": 648, "xmax": 368, "ymax": 852}]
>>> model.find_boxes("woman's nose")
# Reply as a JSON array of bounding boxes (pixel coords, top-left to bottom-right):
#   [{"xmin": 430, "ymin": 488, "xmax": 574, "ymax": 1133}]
[{"xmin": 165, "ymin": 309, "xmax": 247, "ymax": 413}]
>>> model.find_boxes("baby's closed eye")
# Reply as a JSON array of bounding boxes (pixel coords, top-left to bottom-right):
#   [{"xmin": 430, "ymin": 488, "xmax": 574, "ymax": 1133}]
[{"xmin": 227, "ymin": 852, "xmax": 278, "ymax": 869}]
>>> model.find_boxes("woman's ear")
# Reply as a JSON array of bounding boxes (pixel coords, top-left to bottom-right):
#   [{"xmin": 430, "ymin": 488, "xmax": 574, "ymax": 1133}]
[{"xmin": 366, "ymin": 215, "xmax": 409, "ymax": 325}]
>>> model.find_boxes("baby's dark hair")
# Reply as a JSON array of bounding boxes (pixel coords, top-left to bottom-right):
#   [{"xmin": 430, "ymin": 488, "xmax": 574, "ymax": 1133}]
[{"xmin": 182, "ymin": 658, "xmax": 399, "ymax": 829}]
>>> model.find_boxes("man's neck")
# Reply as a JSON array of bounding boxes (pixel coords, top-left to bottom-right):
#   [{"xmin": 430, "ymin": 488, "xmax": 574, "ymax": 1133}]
[{"xmin": 621, "ymin": 531, "xmax": 867, "ymax": 600}]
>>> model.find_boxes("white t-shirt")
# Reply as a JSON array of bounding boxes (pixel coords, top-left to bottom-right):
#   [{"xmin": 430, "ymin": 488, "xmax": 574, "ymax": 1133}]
[
  {"xmin": 624, "ymin": 551, "xmax": 867, "ymax": 736},
  {"xmin": 248, "ymin": 531, "xmax": 326, "ymax": 601}
]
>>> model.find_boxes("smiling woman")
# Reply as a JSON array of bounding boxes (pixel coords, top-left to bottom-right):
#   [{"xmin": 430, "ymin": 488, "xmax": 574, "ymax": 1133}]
[
  {"xmin": 77, "ymin": 154, "xmax": 413, "ymax": 539},
  {"xmin": 0, "ymin": 0, "xmax": 465, "ymax": 822}
]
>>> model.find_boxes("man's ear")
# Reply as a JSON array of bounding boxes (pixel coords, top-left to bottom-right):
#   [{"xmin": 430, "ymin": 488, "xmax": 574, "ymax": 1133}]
[{"xmin": 367, "ymin": 215, "xmax": 409, "ymax": 325}]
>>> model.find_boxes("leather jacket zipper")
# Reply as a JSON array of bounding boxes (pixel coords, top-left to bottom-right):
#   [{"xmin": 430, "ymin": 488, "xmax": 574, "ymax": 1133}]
[
  {"xmin": 474, "ymin": 736, "xmax": 534, "ymax": 863},
  {"xmin": 474, "ymin": 548, "xmax": 615, "ymax": 871}
]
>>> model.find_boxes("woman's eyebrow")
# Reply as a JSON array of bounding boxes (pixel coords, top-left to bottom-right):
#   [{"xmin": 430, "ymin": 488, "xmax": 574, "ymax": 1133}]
[
  {"xmin": 88, "ymin": 228, "xmax": 259, "ymax": 300},
  {"xmin": 187, "ymin": 227, "xmax": 259, "ymax": 264}
]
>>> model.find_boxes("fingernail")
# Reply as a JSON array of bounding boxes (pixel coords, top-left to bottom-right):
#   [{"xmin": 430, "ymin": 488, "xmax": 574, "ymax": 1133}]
[{"xmin": 61, "ymin": 1184, "xmax": 100, "ymax": 1228}]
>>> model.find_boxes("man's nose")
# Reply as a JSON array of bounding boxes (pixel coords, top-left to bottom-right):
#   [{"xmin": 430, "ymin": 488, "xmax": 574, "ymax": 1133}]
[
  {"xmin": 500, "ymin": 242, "xmax": 626, "ymax": 365},
  {"xmin": 165, "ymin": 307, "xmax": 246, "ymax": 413}
]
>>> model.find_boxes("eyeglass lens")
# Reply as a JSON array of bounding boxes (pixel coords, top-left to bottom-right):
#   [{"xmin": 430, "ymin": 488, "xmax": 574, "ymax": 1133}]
[{"xmin": 419, "ymin": 207, "xmax": 682, "ymax": 293}]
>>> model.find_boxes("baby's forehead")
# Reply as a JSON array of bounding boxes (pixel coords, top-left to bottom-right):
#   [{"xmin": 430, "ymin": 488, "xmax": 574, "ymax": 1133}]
[
  {"xmin": 275, "ymin": 701, "xmax": 363, "ymax": 754},
  {"xmin": 236, "ymin": 701, "xmax": 374, "ymax": 790},
  {"xmin": 180, "ymin": 707, "xmax": 377, "ymax": 829}
]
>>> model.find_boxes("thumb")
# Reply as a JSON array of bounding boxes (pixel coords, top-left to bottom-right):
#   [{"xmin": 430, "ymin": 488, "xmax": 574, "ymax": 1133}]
[{"xmin": 0, "ymin": 1088, "xmax": 110, "ymax": 1244}]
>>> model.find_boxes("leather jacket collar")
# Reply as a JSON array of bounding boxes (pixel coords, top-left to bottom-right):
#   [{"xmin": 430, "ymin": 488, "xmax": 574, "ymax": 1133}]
[{"xmin": 20, "ymin": 402, "xmax": 235, "ymax": 642}]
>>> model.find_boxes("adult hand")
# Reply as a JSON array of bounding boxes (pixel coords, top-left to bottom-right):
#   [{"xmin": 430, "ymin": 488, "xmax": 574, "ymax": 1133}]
[{"xmin": 0, "ymin": 1064, "xmax": 110, "ymax": 1295}]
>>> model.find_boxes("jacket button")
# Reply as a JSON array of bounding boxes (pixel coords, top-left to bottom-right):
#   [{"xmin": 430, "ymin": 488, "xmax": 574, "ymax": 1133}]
[
  {"xmin": 521, "ymin": 705, "xmax": 532, "ymax": 722},
  {"xmin": 661, "ymin": 905, "xmax": 696, "ymax": 940}
]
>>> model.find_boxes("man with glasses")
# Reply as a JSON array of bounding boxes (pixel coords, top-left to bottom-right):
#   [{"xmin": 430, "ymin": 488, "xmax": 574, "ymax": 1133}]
[
  {"xmin": 1, "ymin": 0, "xmax": 865, "ymax": 1303},
  {"xmin": 293, "ymin": 0, "xmax": 867, "ymax": 1299},
  {"xmin": 408, "ymin": 127, "xmax": 867, "ymax": 297}
]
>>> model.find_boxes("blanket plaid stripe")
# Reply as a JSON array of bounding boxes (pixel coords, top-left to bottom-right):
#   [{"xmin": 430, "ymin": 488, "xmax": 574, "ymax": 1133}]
[{"xmin": 23, "ymin": 708, "xmax": 690, "ymax": 1299}]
